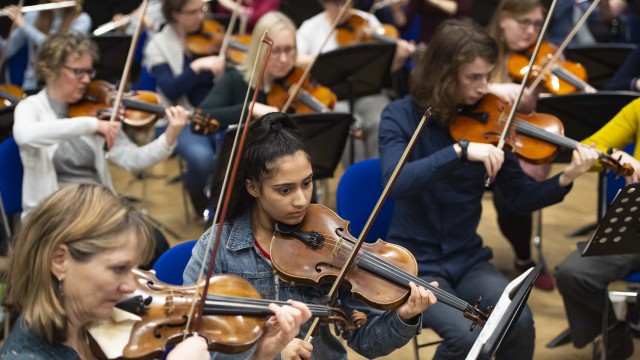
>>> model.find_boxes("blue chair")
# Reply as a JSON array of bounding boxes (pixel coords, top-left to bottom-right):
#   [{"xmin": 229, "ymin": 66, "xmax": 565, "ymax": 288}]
[
  {"xmin": 151, "ymin": 240, "xmax": 197, "ymax": 285},
  {"xmin": 336, "ymin": 158, "xmax": 394, "ymax": 242},
  {"xmin": 0, "ymin": 136, "xmax": 23, "ymax": 238}
]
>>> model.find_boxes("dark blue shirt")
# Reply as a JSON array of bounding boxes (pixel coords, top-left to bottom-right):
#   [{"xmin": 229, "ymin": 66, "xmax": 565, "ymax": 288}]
[
  {"xmin": 150, "ymin": 54, "xmax": 214, "ymax": 107},
  {"xmin": 0, "ymin": 317, "xmax": 80, "ymax": 359},
  {"xmin": 379, "ymin": 96, "xmax": 571, "ymax": 282}
]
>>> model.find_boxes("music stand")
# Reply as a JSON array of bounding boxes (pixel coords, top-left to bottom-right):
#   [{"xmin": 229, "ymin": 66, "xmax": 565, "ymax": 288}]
[
  {"xmin": 0, "ymin": 106, "xmax": 14, "ymax": 142},
  {"xmin": 537, "ymin": 91, "xmax": 640, "ymax": 236},
  {"xmin": 90, "ymin": 34, "xmax": 137, "ymax": 84},
  {"xmin": 208, "ymin": 112, "xmax": 354, "ymax": 211},
  {"xmin": 566, "ymin": 44, "xmax": 637, "ymax": 90},
  {"xmin": 467, "ymin": 264, "xmax": 542, "ymax": 360}
]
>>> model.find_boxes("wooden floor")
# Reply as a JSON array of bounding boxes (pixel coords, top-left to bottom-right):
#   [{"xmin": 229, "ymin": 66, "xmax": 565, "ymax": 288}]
[{"xmin": 110, "ymin": 158, "xmax": 639, "ymax": 360}]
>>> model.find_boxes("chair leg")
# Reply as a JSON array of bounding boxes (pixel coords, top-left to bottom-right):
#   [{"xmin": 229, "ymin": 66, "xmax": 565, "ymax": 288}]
[
  {"xmin": 533, "ymin": 209, "xmax": 548, "ymax": 271},
  {"xmin": 413, "ymin": 336, "xmax": 421, "ymax": 360},
  {"xmin": 177, "ymin": 158, "xmax": 191, "ymax": 225}
]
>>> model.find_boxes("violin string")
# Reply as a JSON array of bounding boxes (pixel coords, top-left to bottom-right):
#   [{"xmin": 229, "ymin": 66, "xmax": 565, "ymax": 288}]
[
  {"xmin": 203, "ymin": 294, "xmax": 331, "ymax": 316},
  {"xmin": 298, "ymin": 90, "xmax": 327, "ymax": 112},
  {"xmin": 282, "ymin": 232, "xmax": 476, "ymax": 312}
]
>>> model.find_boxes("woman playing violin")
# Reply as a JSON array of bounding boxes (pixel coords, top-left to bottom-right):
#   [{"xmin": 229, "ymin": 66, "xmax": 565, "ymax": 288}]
[
  {"xmin": 0, "ymin": 183, "xmax": 311, "ymax": 360},
  {"xmin": 555, "ymin": 98, "xmax": 640, "ymax": 359},
  {"xmin": 296, "ymin": 0, "xmax": 415, "ymax": 163},
  {"xmin": 12, "ymin": 32, "xmax": 187, "ymax": 265},
  {"xmin": 379, "ymin": 18, "xmax": 599, "ymax": 359},
  {"xmin": 0, "ymin": 0, "xmax": 91, "ymax": 91},
  {"xmin": 144, "ymin": 0, "xmax": 226, "ymax": 217},
  {"xmin": 198, "ymin": 11, "xmax": 332, "ymax": 127},
  {"xmin": 184, "ymin": 112, "xmax": 437, "ymax": 360}
]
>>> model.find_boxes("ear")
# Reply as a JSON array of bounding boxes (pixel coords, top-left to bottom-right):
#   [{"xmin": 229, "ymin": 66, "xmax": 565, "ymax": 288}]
[
  {"xmin": 50, "ymin": 244, "xmax": 70, "ymax": 281},
  {"xmin": 245, "ymin": 179, "xmax": 259, "ymax": 198}
]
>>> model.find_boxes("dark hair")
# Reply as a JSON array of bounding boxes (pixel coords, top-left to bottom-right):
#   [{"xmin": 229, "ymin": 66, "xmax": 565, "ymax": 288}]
[
  {"xmin": 227, "ymin": 112, "xmax": 310, "ymax": 219},
  {"xmin": 162, "ymin": 0, "xmax": 191, "ymax": 24},
  {"xmin": 410, "ymin": 18, "xmax": 498, "ymax": 125}
]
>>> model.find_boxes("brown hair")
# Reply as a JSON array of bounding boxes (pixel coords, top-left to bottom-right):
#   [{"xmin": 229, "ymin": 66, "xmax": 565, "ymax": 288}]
[
  {"xmin": 410, "ymin": 18, "xmax": 498, "ymax": 125},
  {"xmin": 3, "ymin": 184, "xmax": 155, "ymax": 344},
  {"xmin": 35, "ymin": 32, "xmax": 98, "ymax": 83},
  {"xmin": 486, "ymin": 0, "xmax": 546, "ymax": 82},
  {"xmin": 162, "ymin": 0, "xmax": 192, "ymax": 24}
]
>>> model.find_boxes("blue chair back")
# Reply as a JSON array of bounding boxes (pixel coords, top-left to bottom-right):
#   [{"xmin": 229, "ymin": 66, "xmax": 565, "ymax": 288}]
[
  {"xmin": 152, "ymin": 240, "xmax": 197, "ymax": 285},
  {"xmin": 336, "ymin": 158, "xmax": 394, "ymax": 242},
  {"xmin": 0, "ymin": 136, "xmax": 23, "ymax": 215}
]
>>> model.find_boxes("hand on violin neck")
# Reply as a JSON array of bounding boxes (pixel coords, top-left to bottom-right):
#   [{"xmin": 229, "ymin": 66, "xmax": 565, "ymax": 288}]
[
  {"xmin": 611, "ymin": 150, "xmax": 640, "ymax": 184},
  {"xmin": 280, "ymin": 338, "xmax": 313, "ymax": 360},
  {"xmin": 457, "ymin": 142, "xmax": 504, "ymax": 178},
  {"xmin": 396, "ymin": 281, "xmax": 437, "ymax": 323},
  {"xmin": 163, "ymin": 105, "xmax": 189, "ymax": 146},
  {"xmin": 96, "ymin": 120, "xmax": 121, "ymax": 150},
  {"xmin": 165, "ymin": 335, "xmax": 209, "ymax": 360},
  {"xmin": 251, "ymin": 301, "xmax": 312, "ymax": 360},
  {"xmin": 190, "ymin": 55, "xmax": 226, "ymax": 77},
  {"xmin": 559, "ymin": 143, "xmax": 600, "ymax": 187}
]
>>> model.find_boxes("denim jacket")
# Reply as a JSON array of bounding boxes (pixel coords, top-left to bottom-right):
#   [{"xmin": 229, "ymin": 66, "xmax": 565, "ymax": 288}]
[{"xmin": 183, "ymin": 210, "xmax": 421, "ymax": 360}]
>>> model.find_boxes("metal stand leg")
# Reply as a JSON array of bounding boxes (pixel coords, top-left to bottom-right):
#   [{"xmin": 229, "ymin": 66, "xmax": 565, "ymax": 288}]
[{"xmin": 533, "ymin": 209, "xmax": 549, "ymax": 272}]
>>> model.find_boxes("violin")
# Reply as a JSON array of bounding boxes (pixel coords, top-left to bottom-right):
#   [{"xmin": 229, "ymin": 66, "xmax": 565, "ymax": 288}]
[
  {"xmin": 271, "ymin": 204, "xmax": 491, "ymax": 328},
  {"xmin": 450, "ymin": 93, "xmax": 634, "ymax": 176},
  {"xmin": 268, "ymin": 67, "xmax": 337, "ymax": 114},
  {"xmin": 88, "ymin": 269, "xmax": 364, "ymax": 359},
  {"xmin": 187, "ymin": 19, "xmax": 226, "ymax": 56},
  {"xmin": 225, "ymin": 34, "xmax": 250, "ymax": 64},
  {"xmin": 508, "ymin": 41, "xmax": 590, "ymax": 95},
  {"xmin": 0, "ymin": 83, "xmax": 25, "ymax": 108},
  {"xmin": 336, "ymin": 13, "xmax": 399, "ymax": 46},
  {"xmin": 68, "ymin": 80, "xmax": 220, "ymax": 134}
]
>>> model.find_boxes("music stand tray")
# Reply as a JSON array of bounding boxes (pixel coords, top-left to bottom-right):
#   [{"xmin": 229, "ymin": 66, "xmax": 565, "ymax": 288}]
[
  {"xmin": 582, "ymin": 182, "xmax": 640, "ymax": 257},
  {"xmin": 310, "ymin": 43, "xmax": 396, "ymax": 103},
  {"xmin": 466, "ymin": 264, "xmax": 542, "ymax": 360}
]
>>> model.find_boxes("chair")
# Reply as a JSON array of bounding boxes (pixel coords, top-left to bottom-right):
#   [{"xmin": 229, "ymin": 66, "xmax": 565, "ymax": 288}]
[
  {"xmin": 335, "ymin": 158, "xmax": 441, "ymax": 359},
  {"xmin": 151, "ymin": 240, "xmax": 197, "ymax": 285},
  {"xmin": 0, "ymin": 136, "xmax": 23, "ymax": 239}
]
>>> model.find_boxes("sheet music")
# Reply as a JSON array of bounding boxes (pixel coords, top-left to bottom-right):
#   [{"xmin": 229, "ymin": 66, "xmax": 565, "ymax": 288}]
[{"xmin": 466, "ymin": 268, "xmax": 532, "ymax": 360}]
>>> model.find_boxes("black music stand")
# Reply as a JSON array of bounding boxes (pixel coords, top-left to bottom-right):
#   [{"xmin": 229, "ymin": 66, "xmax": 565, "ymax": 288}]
[
  {"xmin": 207, "ymin": 112, "xmax": 354, "ymax": 217},
  {"xmin": 0, "ymin": 105, "xmax": 14, "ymax": 142},
  {"xmin": 566, "ymin": 44, "xmax": 637, "ymax": 90},
  {"xmin": 537, "ymin": 91, "xmax": 640, "ymax": 236},
  {"xmin": 467, "ymin": 264, "xmax": 542, "ymax": 360},
  {"xmin": 90, "ymin": 34, "xmax": 138, "ymax": 84}
]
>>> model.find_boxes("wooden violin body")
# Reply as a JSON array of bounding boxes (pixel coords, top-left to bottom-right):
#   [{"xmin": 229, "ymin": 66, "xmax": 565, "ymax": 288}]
[
  {"xmin": 187, "ymin": 19, "xmax": 226, "ymax": 56},
  {"xmin": 268, "ymin": 67, "xmax": 337, "ymax": 114},
  {"xmin": 68, "ymin": 80, "xmax": 161, "ymax": 128},
  {"xmin": 226, "ymin": 34, "xmax": 250, "ymax": 64},
  {"xmin": 0, "ymin": 84, "xmax": 25, "ymax": 108},
  {"xmin": 336, "ymin": 13, "xmax": 399, "ymax": 46},
  {"xmin": 508, "ymin": 41, "xmax": 588, "ymax": 94}
]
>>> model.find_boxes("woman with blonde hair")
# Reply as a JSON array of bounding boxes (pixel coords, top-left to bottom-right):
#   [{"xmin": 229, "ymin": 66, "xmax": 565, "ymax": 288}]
[{"xmin": 0, "ymin": 183, "xmax": 311, "ymax": 359}]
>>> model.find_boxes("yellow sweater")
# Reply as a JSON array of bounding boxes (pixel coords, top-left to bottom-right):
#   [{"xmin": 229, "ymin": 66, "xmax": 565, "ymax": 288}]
[{"xmin": 582, "ymin": 97, "xmax": 640, "ymax": 171}]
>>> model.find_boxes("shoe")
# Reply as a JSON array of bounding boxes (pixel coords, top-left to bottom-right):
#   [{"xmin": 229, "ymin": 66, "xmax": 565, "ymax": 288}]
[
  {"xmin": 515, "ymin": 260, "xmax": 555, "ymax": 291},
  {"xmin": 594, "ymin": 321, "xmax": 635, "ymax": 360}
]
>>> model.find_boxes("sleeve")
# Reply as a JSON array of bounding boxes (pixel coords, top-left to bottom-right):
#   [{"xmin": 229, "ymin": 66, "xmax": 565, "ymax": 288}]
[
  {"xmin": 12, "ymin": 100, "xmax": 99, "ymax": 147},
  {"xmin": 150, "ymin": 63, "xmax": 210, "ymax": 102},
  {"xmin": 603, "ymin": 47, "xmax": 640, "ymax": 91},
  {"xmin": 183, "ymin": 227, "xmax": 217, "ymax": 285},
  {"xmin": 378, "ymin": 102, "xmax": 459, "ymax": 199},
  {"xmin": 247, "ymin": 0, "xmax": 280, "ymax": 28},
  {"xmin": 69, "ymin": 12, "xmax": 92, "ymax": 34},
  {"xmin": 296, "ymin": 21, "xmax": 314, "ymax": 56},
  {"xmin": 107, "ymin": 131, "xmax": 175, "ymax": 173},
  {"xmin": 581, "ymin": 98, "xmax": 640, "ymax": 171},
  {"xmin": 456, "ymin": 0, "xmax": 474, "ymax": 15},
  {"xmin": 197, "ymin": 70, "xmax": 248, "ymax": 129}
]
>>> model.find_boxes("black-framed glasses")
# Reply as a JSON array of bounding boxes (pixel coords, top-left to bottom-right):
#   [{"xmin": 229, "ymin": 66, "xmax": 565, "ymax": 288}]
[
  {"xmin": 62, "ymin": 65, "xmax": 96, "ymax": 79},
  {"xmin": 270, "ymin": 46, "xmax": 295, "ymax": 58},
  {"xmin": 513, "ymin": 18, "xmax": 544, "ymax": 31}
]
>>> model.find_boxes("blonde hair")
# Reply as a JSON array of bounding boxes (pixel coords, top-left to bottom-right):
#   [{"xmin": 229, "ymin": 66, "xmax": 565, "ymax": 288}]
[
  {"xmin": 486, "ymin": 0, "xmax": 545, "ymax": 82},
  {"xmin": 241, "ymin": 11, "xmax": 297, "ymax": 85},
  {"xmin": 35, "ymin": 32, "xmax": 98, "ymax": 83},
  {"xmin": 3, "ymin": 184, "xmax": 155, "ymax": 344}
]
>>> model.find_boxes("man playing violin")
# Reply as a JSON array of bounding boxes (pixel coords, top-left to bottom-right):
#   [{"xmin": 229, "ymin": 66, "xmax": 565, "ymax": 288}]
[
  {"xmin": 555, "ymin": 98, "xmax": 640, "ymax": 359},
  {"xmin": 184, "ymin": 112, "xmax": 437, "ymax": 359},
  {"xmin": 296, "ymin": 0, "xmax": 415, "ymax": 164},
  {"xmin": 379, "ymin": 18, "xmax": 599, "ymax": 359}
]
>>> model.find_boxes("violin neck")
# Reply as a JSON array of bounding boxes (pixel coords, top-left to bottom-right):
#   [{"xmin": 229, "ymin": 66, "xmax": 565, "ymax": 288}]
[
  {"xmin": 514, "ymin": 120, "xmax": 603, "ymax": 157},
  {"xmin": 229, "ymin": 38, "xmax": 248, "ymax": 53},
  {"xmin": 203, "ymin": 294, "xmax": 332, "ymax": 318},
  {"xmin": 550, "ymin": 65, "xmax": 588, "ymax": 91},
  {"xmin": 298, "ymin": 89, "xmax": 331, "ymax": 113},
  {"xmin": 370, "ymin": 32, "xmax": 397, "ymax": 45},
  {"xmin": 122, "ymin": 98, "xmax": 166, "ymax": 115}
]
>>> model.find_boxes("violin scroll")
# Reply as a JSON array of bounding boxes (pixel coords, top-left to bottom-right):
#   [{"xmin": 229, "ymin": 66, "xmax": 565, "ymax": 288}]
[
  {"xmin": 600, "ymin": 151, "xmax": 635, "ymax": 177},
  {"xmin": 191, "ymin": 109, "xmax": 221, "ymax": 135}
]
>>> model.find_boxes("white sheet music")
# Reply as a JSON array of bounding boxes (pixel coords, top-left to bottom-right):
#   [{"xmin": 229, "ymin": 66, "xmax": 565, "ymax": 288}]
[{"xmin": 466, "ymin": 268, "xmax": 532, "ymax": 360}]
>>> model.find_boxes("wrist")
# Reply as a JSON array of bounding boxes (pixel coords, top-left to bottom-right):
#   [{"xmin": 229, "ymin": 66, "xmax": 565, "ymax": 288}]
[{"xmin": 559, "ymin": 171, "xmax": 575, "ymax": 187}]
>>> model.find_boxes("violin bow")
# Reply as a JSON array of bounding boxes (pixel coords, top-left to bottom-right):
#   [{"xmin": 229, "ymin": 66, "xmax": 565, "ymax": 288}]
[
  {"xmin": 218, "ymin": 0, "xmax": 244, "ymax": 63},
  {"xmin": 107, "ymin": 0, "xmax": 149, "ymax": 125},
  {"xmin": 303, "ymin": 107, "xmax": 432, "ymax": 340},
  {"xmin": 527, "ymin": 0, "xmax": 599, "ymax": 92},
  {"xmin": 281, "ymin": 0, "xmax": 353, "ymax": 113},
  {"xmin": 489, "ymin": 0, "xmax": 558, "ymax": 186},
  {"xmin": 185, "ymin": 32, "xmax": 274, "ymax": 334}
]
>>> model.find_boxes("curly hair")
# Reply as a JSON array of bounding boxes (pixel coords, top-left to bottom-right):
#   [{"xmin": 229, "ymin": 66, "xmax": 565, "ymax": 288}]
[{"xmin": 35, "ymin": 32, "xmax": 98, "ymax": 83}]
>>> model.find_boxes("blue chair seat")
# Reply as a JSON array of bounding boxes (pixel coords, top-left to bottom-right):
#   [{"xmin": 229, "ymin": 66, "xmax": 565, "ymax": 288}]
[{"xmin": 151, "ymin": 240, "xmax": 197, "ymax": 285}]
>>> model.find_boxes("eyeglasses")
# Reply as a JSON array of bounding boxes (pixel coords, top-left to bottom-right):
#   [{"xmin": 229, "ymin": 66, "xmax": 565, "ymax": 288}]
[
  {"xmin": 513, "ymin": 18, "xmax": 544, "ymax": 31},
  {"xmin": 181, "ymin": 5, "xmax": 208, "ymax": 16},
  {"xmin": 62, "ymin": 65, "xmax": 96, "ymax": 79},
  {"xmin": 270, "ymin": 46, "xmax": 295, "ymax": 58}
]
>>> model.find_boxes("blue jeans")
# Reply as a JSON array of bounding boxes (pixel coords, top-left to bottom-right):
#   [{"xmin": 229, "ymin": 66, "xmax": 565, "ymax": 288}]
[{"xmin": 421, "ymin": 260, "xmax": 535, "ymax": 360}]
